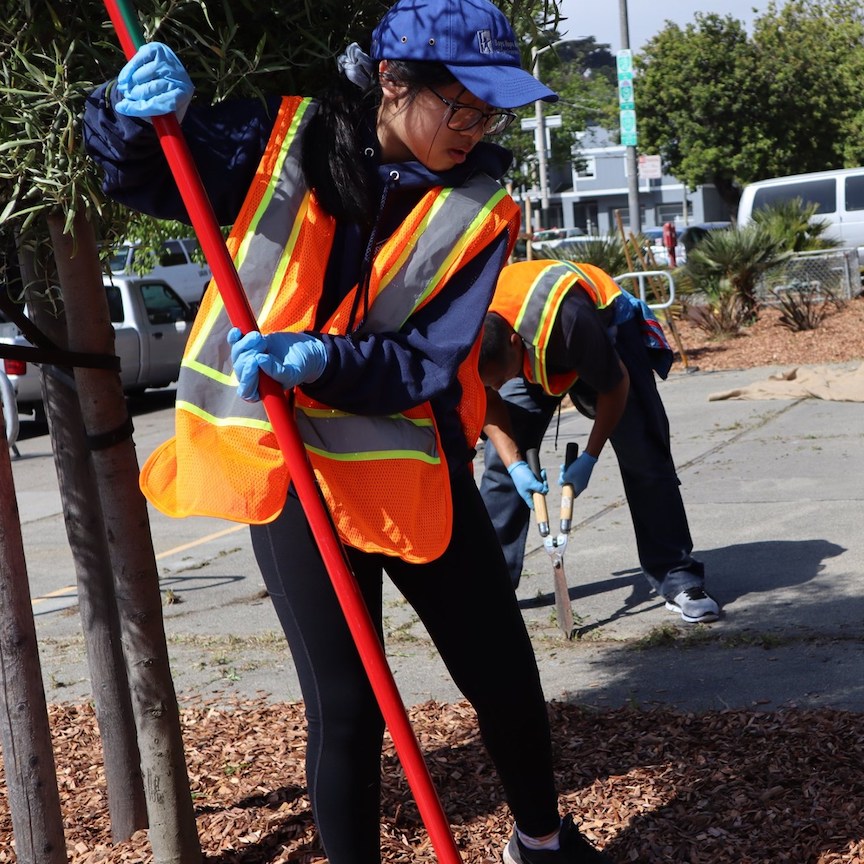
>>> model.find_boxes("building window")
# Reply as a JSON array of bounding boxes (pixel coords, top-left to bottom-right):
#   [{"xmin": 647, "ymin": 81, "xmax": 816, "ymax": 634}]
[
  {"xmin": 657, "ymin": 204, "xmax": 684, "ymax": 223},
  {"xmin": 574, "ymin": 156, "xmax": 596, "ymax": 180}
]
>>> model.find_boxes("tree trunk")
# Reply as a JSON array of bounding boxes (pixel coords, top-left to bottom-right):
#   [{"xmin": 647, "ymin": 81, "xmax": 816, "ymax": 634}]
[
  {"xmin": 46, "ymin": 208, "xmax": 201, "ymax": 864},
  {"xmin": 0, "ymin": 421, "xmax": 68, "ymax": 864},
  {"xmin": 18, "ymin": 232, "xmax": 149, "ymax": 842}
]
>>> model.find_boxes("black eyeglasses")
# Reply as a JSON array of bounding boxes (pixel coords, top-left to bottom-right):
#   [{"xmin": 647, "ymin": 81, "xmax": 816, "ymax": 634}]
[{"xmin": 426, "ymin": 86, "xmax": 517, "ymax": 136}]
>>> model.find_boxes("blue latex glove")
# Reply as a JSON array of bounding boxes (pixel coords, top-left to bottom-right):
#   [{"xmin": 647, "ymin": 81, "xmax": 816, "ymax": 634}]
[
  {"xmin": 559, "ymin": 452, "xmax": 598, "ymax": 498},
  {"xmin": 116, "ymin": 42, "xmax": 194, "ymax": 121},
  {"xmin": 227, "ymin": 327, "xmax": 328, "ymax": 402},
  {"xmin": 507, "ymin": 461, "xmax": 548, "ymax": 509}
]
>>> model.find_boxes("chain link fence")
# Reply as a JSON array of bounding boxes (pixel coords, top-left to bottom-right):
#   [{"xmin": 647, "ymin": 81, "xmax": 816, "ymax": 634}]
[{"xmin": 757, "ymin": 247, "xmax": 862, "ymax": 303}]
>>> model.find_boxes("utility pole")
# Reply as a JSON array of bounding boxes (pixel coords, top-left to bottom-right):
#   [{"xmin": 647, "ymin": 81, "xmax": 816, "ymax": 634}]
[
  {"xmin": 619, "ymin": 0, "xmax": 641, "ymax": 234},
  {"xmin": 531, "ymin": 44, "xmax": 550, "ymax": 231}
]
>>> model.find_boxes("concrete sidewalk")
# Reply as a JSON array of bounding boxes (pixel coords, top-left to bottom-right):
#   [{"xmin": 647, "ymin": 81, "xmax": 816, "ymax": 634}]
[{"xmin": 13, "ymin": 361, "xmax": 864, "ymax": 713}]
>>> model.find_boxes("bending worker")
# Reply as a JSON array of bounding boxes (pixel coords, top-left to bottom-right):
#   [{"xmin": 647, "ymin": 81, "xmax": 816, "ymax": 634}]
[{"xmin": 478, "ymin": 259, "xmax": 720, "ymax": 624}]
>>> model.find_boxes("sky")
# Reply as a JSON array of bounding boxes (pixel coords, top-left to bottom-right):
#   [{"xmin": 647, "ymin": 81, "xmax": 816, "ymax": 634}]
[{"xmin": 555, "ymin": 0, "xmax": 771, "ymax": 53}]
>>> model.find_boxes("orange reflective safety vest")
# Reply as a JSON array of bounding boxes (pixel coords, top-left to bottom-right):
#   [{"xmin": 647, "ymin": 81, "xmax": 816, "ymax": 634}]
[
  {"xmin": 140, "ymin": 96, "xmax": 520, "ymax": 563},
  {"xmin": 490, "ymin": 260, "xmax": 622, "ymax": 396}
]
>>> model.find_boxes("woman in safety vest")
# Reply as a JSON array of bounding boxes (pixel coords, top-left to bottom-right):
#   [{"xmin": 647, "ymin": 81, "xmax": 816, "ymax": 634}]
[{"xmin": 83, "ymin": 1, "xmax": 612, "ymax": 862}]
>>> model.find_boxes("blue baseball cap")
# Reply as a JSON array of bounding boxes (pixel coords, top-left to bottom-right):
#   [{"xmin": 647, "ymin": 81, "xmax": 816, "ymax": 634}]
[{"xmin": 371, "ymin": 0, "xmax": 559, "ymax": 109}]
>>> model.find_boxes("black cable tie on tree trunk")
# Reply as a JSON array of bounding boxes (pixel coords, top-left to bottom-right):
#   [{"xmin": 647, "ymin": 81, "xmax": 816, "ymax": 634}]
[
  {"xmin": 0, "ymin": 291, "xmax": 120, "ymax": 371},
  {"xmin": 0, "ymin": 341, "xmax": 121, "ymax": 371},
  {"xmin": 86, "ymin": 415, "xmax": 135, "ymax": 451}
]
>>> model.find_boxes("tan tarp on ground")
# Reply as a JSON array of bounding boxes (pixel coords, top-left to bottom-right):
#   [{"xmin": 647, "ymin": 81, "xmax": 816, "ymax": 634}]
[{"xmin": 708, "ymin": 362, "xmax": 864, "ymax": 402}]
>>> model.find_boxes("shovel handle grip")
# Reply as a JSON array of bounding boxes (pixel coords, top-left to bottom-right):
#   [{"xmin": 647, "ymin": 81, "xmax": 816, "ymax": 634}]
[
  {"xmin": 560, "ymin": 442, "xmax": 579, "ymax": 532},
  {"xmin": 525, "ymin": 448, "xmax": 549, "ymax": 537}
]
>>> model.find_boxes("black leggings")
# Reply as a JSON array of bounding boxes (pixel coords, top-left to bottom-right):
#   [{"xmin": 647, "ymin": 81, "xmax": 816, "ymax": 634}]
[{"xmin": 250, "ymin": 469, "xmax": 559, "ymax": 863}]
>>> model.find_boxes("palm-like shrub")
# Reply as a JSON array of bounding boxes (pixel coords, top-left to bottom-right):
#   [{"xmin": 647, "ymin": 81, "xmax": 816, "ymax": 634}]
[
  {"xmin": 544, "ymin": 233, "xmax": 631, "ymax": 277},
  {"xmin": 678, "ymin": 224, "xmax": 788, "ymax": 331},
  {"xmin": 751, "ymin": 197, "xmax": 841, "ymax": 252}
]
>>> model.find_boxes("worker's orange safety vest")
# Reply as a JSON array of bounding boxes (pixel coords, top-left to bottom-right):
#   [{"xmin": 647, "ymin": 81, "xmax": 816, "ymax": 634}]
[
  {"xmin": 490, "ymin": 260, "xmax": 622, "ymax": 395},
  {"xmin": 140, "ymin": 96, "xmax": 520, "ymax": 563}
]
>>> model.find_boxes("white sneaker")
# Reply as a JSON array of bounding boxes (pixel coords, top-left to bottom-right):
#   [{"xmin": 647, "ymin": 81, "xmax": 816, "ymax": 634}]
[{"xmin": 665, "ymin": 586, "xmax": 720, "ymax": 623}]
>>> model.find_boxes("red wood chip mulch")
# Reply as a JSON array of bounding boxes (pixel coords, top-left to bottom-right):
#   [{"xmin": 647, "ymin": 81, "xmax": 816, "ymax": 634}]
[{"xmin": 1, "ymin": 697, "xmax": 862, "ymax": 863}]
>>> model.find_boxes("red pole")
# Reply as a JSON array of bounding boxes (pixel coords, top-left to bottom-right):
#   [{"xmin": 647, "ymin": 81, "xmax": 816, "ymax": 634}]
[{"xmin": 100, "ymin": 3, "xmax": 462, "ymax": 860}]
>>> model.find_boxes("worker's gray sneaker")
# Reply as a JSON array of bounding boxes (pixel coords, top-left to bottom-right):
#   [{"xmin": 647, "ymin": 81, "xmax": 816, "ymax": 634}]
[
  {"xmin": 503, "ymin": 815, "xmax": 612, "ymax": 863},
  {"xmin": 665, "ymin": 586, "xmax": 720, "ymax": 623}
]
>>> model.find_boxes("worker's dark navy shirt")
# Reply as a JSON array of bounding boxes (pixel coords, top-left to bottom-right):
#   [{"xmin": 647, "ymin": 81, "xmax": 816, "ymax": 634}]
[{"xmin": 545, "ymin": 290, "xmax": 624, "ymax": 394}]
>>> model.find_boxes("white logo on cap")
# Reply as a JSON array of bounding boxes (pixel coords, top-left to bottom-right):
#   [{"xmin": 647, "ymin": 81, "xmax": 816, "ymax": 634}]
[{"xmin": 477, "ymin": 29, "xmax": 493, "ymax": 54}]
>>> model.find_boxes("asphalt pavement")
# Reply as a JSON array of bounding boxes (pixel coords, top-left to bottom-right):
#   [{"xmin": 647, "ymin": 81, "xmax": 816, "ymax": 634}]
[{"xmin": 9, "ymin": 359, "xmax": 864, "ymax": 714}]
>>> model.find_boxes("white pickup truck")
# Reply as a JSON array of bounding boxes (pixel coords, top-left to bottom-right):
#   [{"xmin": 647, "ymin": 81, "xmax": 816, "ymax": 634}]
[{"xmin": 1, "ymin": 275, "xmax": 195, "ymax": 420}]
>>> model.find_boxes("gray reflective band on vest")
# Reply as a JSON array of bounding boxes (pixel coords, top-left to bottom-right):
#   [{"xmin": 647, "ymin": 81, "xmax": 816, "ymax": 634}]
[
  {"xmin": 518, "ymin": 265, "xmax": 569, "ymax": 349},
  {"xmin": 235, "ymin": 107, "xmax": 316, "ymax": 315},
  {"xmin": 296, "ymin": 409, "xmax": 439, "ymax": 460},
  {"xmin": 358, "ymin": 174, "xmax": 505, "ymax": 333}
]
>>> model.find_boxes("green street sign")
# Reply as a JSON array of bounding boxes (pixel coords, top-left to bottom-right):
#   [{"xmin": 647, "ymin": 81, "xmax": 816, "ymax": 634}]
[
  {"xmin": 619, "ymin": 109, "xmax": 637, "ymax": 133},
  {"xmin": 618, "ymin": 80, "xmax": 635, "ymax": 110},
  {"xmin": 616, "ymin": 49, "xmax": 633, "ymax": 76},
  {"xmin": 620, "ymin": 106, "xmax": 638, "ymax": 146}
]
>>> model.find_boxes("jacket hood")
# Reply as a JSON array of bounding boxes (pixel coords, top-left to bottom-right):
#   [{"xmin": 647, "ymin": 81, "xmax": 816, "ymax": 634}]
[{"xmin": 378, "ymin": 140, "xmax": 513, "ymax": 190}]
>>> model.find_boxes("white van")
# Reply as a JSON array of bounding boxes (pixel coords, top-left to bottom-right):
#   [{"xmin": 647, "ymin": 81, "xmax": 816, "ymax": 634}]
[{"xmin": 737, "ymin": 167, "xmax": 864, "ymax": 251}]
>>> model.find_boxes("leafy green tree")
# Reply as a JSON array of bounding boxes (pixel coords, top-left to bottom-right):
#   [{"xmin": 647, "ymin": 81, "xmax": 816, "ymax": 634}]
[
  {"xmin": 544, "ymin": 39, "xmax": 618, "ymax": 167},
  {"xmin": 750, "ymin": 0, "xmax": 864, "ymax": 178},
  {"xmin": 635, "ymin": 1, "xmax": 864, "ymax": 219},
  {"xmin": 634, "ymin": 14, "xmax": 763, "ymax": 217},
  {"xmin": 499, "ymin": 35, "xmax": 618, "ymax": 204}
]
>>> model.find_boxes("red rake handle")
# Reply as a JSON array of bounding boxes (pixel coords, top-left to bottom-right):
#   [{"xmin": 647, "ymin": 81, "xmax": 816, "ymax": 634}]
[{"xmin": 100, "ymin": 3, "xmax": 461, "ymax": 861}]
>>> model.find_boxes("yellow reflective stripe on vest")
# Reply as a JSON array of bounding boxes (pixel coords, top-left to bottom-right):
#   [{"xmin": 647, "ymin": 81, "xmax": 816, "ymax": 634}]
[
  {"xmin": 175, "ymin": 398, "xmax": 273, "ymax": 432},
  {"xmin": 560, "ymin": 261, "xmax": 620, "ymax": 310}
]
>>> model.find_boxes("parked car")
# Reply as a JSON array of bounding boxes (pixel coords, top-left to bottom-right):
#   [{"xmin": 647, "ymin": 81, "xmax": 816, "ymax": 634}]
[
  {"xmin": 647, "ymin": 222, "xmax": 731, "ymax": 266},
  {"xmin": 107, "ymin": 237, "xmax": 212, "ymax": 307},
  {"xmin": 530, "ymin": 226, "xmax": 590, "ymax": 254},
  {"xmin": 1, "ymin": 275, "xmax": 195, "ymax": 419},
  {"xmin": 0, "ymin": 306, "xmax": 43, "ymax": 417}
]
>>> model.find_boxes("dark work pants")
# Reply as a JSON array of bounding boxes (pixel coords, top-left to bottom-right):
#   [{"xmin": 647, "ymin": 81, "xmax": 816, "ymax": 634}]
[
  {"xmin": 250, "ymin": 470, "xmax": 559, "ymax": 864},
  {"xmin": 479, "ymin": 317, "xmax": 705, "ymax": 599}
]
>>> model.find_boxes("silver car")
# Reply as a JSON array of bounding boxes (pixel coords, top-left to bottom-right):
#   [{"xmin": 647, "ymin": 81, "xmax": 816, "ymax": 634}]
[{"xmin": 1, "ymin": 275, "xmax": 193, "ymax": 420}]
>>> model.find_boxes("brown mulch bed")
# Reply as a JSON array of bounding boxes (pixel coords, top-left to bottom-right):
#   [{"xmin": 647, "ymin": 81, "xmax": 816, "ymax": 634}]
[
  {"xmin": 667, "ymin": 294, "xmax": 864, "ymax": 373},
  {"xmin": 2, "ymin": 698, "xmax": 863, "ymax": 863}
]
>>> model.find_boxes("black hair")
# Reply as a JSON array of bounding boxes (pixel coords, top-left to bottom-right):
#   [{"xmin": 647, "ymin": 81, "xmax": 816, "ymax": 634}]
[
  {"xmin": 301, "ymin": 58, "xmax": 457, "ymax": 227},
  {"xmin": 478, "ymin": 311, "xmax": 514, "ymax": 372}
]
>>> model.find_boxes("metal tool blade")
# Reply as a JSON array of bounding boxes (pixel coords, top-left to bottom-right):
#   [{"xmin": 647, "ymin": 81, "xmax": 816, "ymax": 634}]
[{"xmin": 547, "ymin": 539, "xmax": 574, "ymax": 638}]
